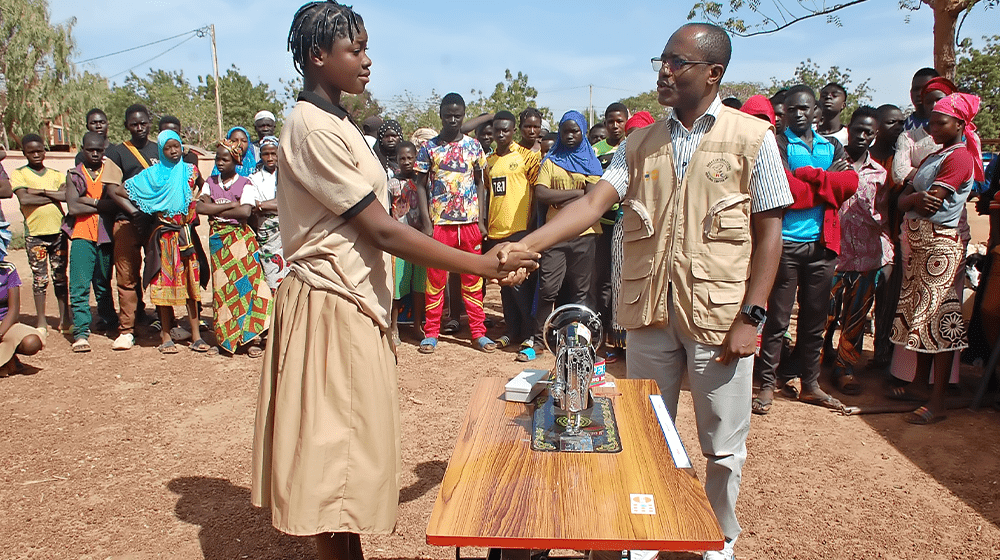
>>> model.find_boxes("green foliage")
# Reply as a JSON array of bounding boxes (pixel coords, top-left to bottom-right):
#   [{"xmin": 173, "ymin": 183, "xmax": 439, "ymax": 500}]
[
  {"xmin": 770, "ymin": 59, "xmax": 873, "ymax": 118},
  {"xmin": 956, "ymin": 34, "xmax": 999, "ymax": 139},
  {"xmin": 467, "ymin": 69, "xmax": 552, "ymax": 122},
  {"xmin": 199, "ymin": 65, "xmax": 284, "ymax": 140},
  {"xmin": 0, "ymin": 0, "xmax": 77, "ymax": 146},
  {"xmin": 384, "ymin": 90, "xmax": 443, "ymax": 139},
  {"xmin": 342, "ymin": 90, "xmax": 383, "ymax": 124}
]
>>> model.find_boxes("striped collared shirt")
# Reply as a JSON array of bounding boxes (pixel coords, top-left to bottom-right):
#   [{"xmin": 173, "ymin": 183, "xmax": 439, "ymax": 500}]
[{"xmin": 602, "ymin": 96, "xmax": 792, "ymax": 213}]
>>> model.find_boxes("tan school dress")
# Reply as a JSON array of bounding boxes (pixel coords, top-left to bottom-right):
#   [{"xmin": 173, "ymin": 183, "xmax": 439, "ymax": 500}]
[{"xmin": 251, "ymin": 92, "xmax": 399, "ymax": 536}]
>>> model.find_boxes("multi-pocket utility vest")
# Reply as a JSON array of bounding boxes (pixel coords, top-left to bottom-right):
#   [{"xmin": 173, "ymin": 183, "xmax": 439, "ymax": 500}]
[{"xmin": 617, "ymin": 107, "xmax": 772, "ymax": 346}]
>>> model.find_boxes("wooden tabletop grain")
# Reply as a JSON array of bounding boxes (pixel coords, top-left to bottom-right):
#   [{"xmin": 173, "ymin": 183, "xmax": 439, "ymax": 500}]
[{"xmin": 426, "ymin": 377, "xmax": 724, "ymax": 552}]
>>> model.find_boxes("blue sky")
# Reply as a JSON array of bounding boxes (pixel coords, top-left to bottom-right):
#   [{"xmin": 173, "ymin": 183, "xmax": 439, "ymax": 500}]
[{"xmin": 50, "ymin": 0, "xmax": 995, "ymax": 123}]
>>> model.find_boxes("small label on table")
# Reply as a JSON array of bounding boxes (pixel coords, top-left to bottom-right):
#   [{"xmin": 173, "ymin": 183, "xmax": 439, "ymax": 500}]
[{"xmin": 630, "ymin": 494, "xmax": 656, "ymax": 515}]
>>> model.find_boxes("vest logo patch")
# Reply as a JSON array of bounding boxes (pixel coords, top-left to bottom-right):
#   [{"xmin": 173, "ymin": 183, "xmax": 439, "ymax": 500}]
[
  {"xmin": 705, "ymin": 158, "xmax": 732, "ymax": 183},
  {"xmin": 644, "ymin": 169, "xmax": 660, "ymax": 182}
]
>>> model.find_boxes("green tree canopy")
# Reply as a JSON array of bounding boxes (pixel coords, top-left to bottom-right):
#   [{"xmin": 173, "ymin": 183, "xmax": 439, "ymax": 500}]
[
  {"xmin": 468, "ymin": 69, "xmax": 552, "ymax": 122},
  {"xmin": 956, "ymin": 34, "xmax": 999, "ymax": 139},
  {"xmin": 770, "ymin": 60, "xmax": 872, "ymax": 119}
]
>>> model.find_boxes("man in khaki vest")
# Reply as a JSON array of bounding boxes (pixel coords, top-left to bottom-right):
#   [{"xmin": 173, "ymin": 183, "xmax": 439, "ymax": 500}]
[{"xmin": 505, "ymin": 23, "xmax": 791, "ymax": 560}]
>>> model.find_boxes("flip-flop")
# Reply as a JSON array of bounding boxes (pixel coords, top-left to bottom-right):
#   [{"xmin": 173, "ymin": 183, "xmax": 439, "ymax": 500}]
[
  {"xmin": 247, "ymin": 345, "xmax": 264, "ymax": 358},
  {"xmin": 835, "ymin": 374, "xmax": 862, "ymax": 396},
  {"xmin": 751, "ymin": 396, "xmax": 772, "ymax": 415},
  {"xmin": 72, "ymin": 338, "xmax": 92, "ymax": 353},
  {"xmin": 904, "ymin": 405, "xmax": 946, "ymax": 425},
  {"xmin": 886, "ymin": 385, "xmax": 926, "ymax": 402},
  {"xmin": 190, "ymin": 339, "xmax": 212, "ymax": 353},
  {"xmin": 799, "ymin": 393, "xmax": 845, "ymax": 411},
  {"xmin": 442, "ymin": 319, "xmax": 461, "ymax": 335},
  {"xmin": 495, "ymin": 335, "xmax": 511, "ymax": 349},
  {"xmin": 778, "ymin": 382, "xmax": 799, "ymax": 399},
  {"xmin": 605, "ymin": 350, "xmax": 619, "ymax": 364},
  {"xmin": 418, "ymin": 337, "xmax": 437, "ymax": 354},
  {"xmin": 158, "ymin": 341, "xmax": 180, "ymax": 354},
  {"xmin": 475, "ymin": 337, "xmax": 497, "ymax": 353},
  {"xmin": 516, "ymin": 347, "xmax": 536, "ymax": 362}
]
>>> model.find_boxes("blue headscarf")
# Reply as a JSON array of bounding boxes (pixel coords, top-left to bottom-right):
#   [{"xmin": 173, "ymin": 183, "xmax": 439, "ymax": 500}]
[
  {"xmin": 212, "ymin": 126, "xmax": 258, "ymax": 176},
  {"xmin": 542, "ymin": 110, "xmax": 603, "ymax": 177},
  {"xmin": 123, "ymin": 130, "xmax": 192, "ymax": 217}
]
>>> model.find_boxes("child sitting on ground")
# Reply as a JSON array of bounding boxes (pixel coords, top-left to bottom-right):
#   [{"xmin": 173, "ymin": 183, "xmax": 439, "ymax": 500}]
[{"xmin": 0, "ymin": 259, "xmax": 45, "ymax": 377}]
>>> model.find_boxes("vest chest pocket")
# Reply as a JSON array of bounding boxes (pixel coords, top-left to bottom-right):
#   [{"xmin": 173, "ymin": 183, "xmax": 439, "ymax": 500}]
[{"xmin": 704, "ymin": 193, "xmax": 751, "ymax": 243}]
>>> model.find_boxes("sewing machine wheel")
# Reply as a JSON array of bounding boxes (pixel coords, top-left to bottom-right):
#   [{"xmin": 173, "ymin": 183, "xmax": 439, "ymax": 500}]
[{"xmin": 542, "ymin": 304, "xmax": 604, "ymax": 355}]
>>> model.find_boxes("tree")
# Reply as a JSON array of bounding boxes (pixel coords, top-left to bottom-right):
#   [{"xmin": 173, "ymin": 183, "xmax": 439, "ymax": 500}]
[
  {"xmin": 687, "ymin": 0, "xmax": 997, "ymax": 79},
  {"xmin": 384, "ymin": 90, "xmax": 443, "ymax": 138},
  {"xmin": 956, "ymin": 34, "xmax": 999, "ymax": 139},
  {"xmin": 770, "ymin": 60, "xmax": 873, "ymax": 117},
  {"xmin": 199, "ymin": 65, "xmax": 284, "ymax": 140},
  {"xmin": 0, "ymin": 0, "xmax": 76, "ymax": 147},
  {"xmin": 342, "ymin": 91, "xmax": 383, "ymax": 124},
  {"xmin": 467, "ymin": 69, "xmax": 552, "ymax": 122}
]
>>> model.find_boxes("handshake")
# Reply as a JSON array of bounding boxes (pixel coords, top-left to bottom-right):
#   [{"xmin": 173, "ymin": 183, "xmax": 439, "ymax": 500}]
[{"xmin": 481, "ymin": 242, "xmax": 540, "ymax": 286}]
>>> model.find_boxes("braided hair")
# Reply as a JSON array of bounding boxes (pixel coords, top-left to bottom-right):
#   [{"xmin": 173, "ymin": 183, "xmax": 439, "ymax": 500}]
[{"xmin": 288, "ymin": 1, "xmax": 364, "ymax": 76}]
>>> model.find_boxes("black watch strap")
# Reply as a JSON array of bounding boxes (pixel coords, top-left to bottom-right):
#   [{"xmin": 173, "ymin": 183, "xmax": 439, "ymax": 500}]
[{"xmin": 740, "ymin": 305, "xmax": 767, "ymax": 325}]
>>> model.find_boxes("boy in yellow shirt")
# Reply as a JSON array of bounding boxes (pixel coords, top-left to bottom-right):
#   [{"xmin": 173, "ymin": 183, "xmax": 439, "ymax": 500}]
[
  {"xmin": 485, "ymin": 111, "xmax": 540, "ymax": 357},
  {"xmin": 10, "ymin": 134, "xmax": 69, "ymax": 332}
]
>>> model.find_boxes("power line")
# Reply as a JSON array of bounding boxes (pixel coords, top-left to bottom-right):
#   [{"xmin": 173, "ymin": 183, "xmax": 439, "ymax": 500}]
[
  {"xmin": 75, "ymin": 27, "xmax": 208, "ymax": 64},
  {"xmin": 108, "ymin": 34, "xmax": 200, "ymax": 79}
]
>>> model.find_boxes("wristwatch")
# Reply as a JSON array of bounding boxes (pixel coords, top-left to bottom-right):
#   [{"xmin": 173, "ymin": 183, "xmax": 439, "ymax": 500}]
[{"xmin": 740, "ymin": 305, "xmax": 767, "ymax": 326}]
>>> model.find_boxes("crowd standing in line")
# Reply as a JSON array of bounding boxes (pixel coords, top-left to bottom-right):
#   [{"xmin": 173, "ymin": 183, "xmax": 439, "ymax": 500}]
[{"xmin": 0, "ymin": 3, "xmax": 997, "ymax": 560}]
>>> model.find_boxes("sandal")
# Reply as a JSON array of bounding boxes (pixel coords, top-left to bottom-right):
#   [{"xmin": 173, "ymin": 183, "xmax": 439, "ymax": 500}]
[
  {"xmin": 835, "ymin": 374, "xmax": 862, "ymax": 396},
  {"xmin": 604, "ymin": 350, "xmax": 619, "ymax": 364},
  {"xmin": 886, "ymin": 385, "xmax": 926, "ymax": 402},
  {"xmin": 799, "ymin": 393, "xmax": 846, "ymax": 411},
  {"xmin": 190, "ymin": 339, "xmax": 212, "ymax": 353},
  {"xmin": 247, "ymin": 345, "xmax": 264, "ymax": 358},
  {"xmin": 495, "ymin": 335, "xmax": 511, "ymax": 349},
  {"xmin": 158, "ymin": 340, "xmax": 180, "ymax": 354},
  {"xmin": 904, "ymin": 405, "xmax": 946, "ymax": 425},
  {"xmin": 516, "ymin": 347, "xmax": 536, "ymax": 362},
  {"xmin": 419, "ymin": 337, "xmax": 438, "ymax": 354},
  {"xmin": 442, "ymin": 319, "xmax": 461, "ymax": 335},
  {"xmin": 778, "ymin": 382, "xmax": 799, "ymax": 399},
  {"xmin": 72, "ymin": 338, "xmax": 91, "ymax": 353},
  {"xmin": 475, "ymin": 336, "xmax": 497, "ymax": 353},
  {"xmin": 751, "ymin": 396, "xmax": 772, "ymax": 415}
]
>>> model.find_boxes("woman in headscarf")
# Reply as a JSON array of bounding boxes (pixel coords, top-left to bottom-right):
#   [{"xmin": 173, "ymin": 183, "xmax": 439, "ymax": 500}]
[
  {"xmin": 522, "ymin": 110, "xmax": 604, "ymax": 361},
  {"xmin": 891, "ymin": 92, "xmax": 981, "ymax": 424},
  {"xmin": 115, "ymin": 130, "xmax": 208, "ymax": 354},
  {"xmin": 374, "ymin": 119, "xmax": 402, "ymax": 177},
  {"xmin": 212, "ymin": 126, "xmax": 259, "ymax": 177},
  {"xmin": 243, "ymin": 136, "xmax": 286, "ymax": 290},
  {"xmin": 198, "ymin": 139, "xmax": 273, "ymax": 357},
  {"xmin": 887, "ymin": 77, "xmax": 971, "ymax": 389}
]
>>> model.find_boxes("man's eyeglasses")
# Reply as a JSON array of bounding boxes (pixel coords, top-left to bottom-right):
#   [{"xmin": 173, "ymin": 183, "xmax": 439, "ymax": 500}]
[{"xmin": 651, "ymin": 56, "xmax": 718, "ymax": 73}]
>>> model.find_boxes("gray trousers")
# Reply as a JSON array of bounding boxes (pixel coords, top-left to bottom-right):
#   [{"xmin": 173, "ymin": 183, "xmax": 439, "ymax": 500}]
[{"xmin": 626, "ymin": 306, "xmax": 752, "ymax": 541}]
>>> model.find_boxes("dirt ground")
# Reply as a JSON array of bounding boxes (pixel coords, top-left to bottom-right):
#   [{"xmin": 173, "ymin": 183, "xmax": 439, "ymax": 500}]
[{"xmin": 2, "ymin": 208, "xmax": 1000, "ymax": 560}]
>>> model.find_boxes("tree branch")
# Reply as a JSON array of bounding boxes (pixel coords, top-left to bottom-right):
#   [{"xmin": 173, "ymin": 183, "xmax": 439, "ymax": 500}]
[{"xmin": 718, "ymin": 0, "xmax": 872, "ymax": 37}]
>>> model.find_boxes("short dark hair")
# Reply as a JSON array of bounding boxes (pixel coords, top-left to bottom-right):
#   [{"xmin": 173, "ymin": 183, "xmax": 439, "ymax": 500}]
[
  {"xmin": 124, "ymin": 103, "xmax": 149, "ymax": 121},
  {"xmin": 396, "ymin": 140, "xmax": 416, "ymax": 153},
  {"xmin": 721, "ymin": 97, "xmax": 742, "ymax": 109},
  {"xmin": 85, "ymin": 108, "xmax": 106, "ymax": 122},
  {"xmin": 876, "ymin": 103, "xmax": 901, "ymax": 120},
  {"xmin": 288, "ymin": 1, "xmax": 364, "ymax": 76},
  {"xmin": 542, "ymin": 132, "xmax": 558, "ymax": 142},
  {"xmin": 605, "ymin": 102, "xmax": 628, "ymax": 117},
  {"xmin": 21, "ymin": 133, "xmax": 44, "ymax": 147},
  {"xmin": 159, "ymin": 115, "xmax": 181, "ymax": 128},
  {"xmin": 770, "ymin": 89, "xmax": 788, "ymax": 104},
  {"xmin": 493, "ymin": 110, "xmax": 517, "ymax": 126},
  {"xmin": 475, "ymin": 121, "xmax": 493, "ymax": 135},
  {"xmin": 681, "ymin": 23, "xmax": 732, "ymax": 69},
  {"xmin": 785, "ymin": 84, "xmax": 816, "ymax": 102},
  {"xmin": 590, "ymin": 123, "xmax": 607, "ymax": 132},
  {"xmin": 82, "ymin": 131, "xmax": 105, "ymax": 146},
  {"xmin": 519, "ymin": 107, "xmax": 542, "ymax": 125},
  {"xmin": 441, "ymin": 92, "xmax": 465, "ymax": 109},
  {"xmin": 913, "ymin": 67, "xmax": 939, "ymax": 80},
  {"xmin": 822, "ymin": 82, "xmax": 847, "ymax": 97},
  {"xmin": 849, "ymin": 105, "xmax": 878, "ymax": 125}
]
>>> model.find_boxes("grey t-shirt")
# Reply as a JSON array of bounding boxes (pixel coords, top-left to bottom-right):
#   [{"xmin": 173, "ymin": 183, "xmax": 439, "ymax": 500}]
[{"xmin": 904, "ymin": 144, "xmax": 974, "ymax": 228}]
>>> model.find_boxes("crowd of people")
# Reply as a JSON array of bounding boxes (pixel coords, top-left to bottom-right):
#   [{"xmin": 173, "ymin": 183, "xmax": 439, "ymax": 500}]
[{"xmin": 0, "ymin": 2, "xmax": 998, "ymax": 559}]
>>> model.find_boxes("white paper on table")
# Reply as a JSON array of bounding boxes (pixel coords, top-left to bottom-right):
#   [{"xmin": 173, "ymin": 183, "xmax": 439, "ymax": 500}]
[{"xmin": 649, "ymin": 395, "xmax": 692, "ymax": 469}]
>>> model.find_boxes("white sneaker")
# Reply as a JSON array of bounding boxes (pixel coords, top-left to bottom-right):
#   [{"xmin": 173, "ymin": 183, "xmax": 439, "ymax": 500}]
[
  {"xmin": 703, "ymin": 538, "xmax": 736, "ymax": 560},
  {"xmin": 112, "ymin": 333, "xmax": 135, "ymax": 350}
]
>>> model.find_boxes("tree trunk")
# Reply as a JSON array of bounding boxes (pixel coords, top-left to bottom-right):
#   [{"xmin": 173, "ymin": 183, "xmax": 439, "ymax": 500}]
[{"xmin": 926, "ymin": 0, "xmax": 974, "ymax": 80}]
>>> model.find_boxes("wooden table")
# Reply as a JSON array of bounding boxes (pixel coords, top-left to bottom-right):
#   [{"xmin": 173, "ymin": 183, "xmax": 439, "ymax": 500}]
[{"xmin": 426, "ymin": 377, "xmax": 724, "ymax": 552}]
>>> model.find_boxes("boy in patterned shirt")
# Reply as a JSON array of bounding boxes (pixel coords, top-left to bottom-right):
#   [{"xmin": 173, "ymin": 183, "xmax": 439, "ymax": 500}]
[
  {"xmin": 415, "ymin": 93, "xmax": 493, "ymax": 354},
  {"xmin": 484, "ymin": 111, "xmax": 540, "ymax": 356}
]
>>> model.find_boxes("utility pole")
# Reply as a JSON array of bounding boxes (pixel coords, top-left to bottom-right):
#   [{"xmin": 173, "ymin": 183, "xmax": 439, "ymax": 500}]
[
  {"xmin": 210, "ymin": 24, "xmax": 223, "ymax": 140},
  {"xmin": 589, "ymin": 85, "xmax": 594, "ymax": 127}
]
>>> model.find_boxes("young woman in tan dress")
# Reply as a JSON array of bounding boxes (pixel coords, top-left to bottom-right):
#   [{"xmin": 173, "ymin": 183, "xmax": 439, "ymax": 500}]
[{"xmin": 250, "ymin": 3, "xmax": 538, "ymax": 560}]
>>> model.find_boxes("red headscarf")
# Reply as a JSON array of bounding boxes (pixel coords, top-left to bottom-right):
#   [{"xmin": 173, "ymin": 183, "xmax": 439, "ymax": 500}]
[
  {"xmin": 921, "ymin": 76, "xmax": 958, "ymax": 99},
  {"xmin": 625, "ymin": 111, "xmax": 655, "ymax": 133},
  {"xmin": 739, "ymin": 94, "xmax": 775, "ymax": 125},
  {"xmin": 932, "ymin": 92, "xmax": 984, "ymax": 182}
]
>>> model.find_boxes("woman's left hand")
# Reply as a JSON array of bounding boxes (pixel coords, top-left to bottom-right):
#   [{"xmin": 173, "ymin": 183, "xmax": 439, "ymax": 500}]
[{"xmin": 916, "ymin": 191, "xmax": 943, "ymax": 216}]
